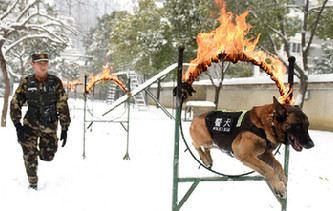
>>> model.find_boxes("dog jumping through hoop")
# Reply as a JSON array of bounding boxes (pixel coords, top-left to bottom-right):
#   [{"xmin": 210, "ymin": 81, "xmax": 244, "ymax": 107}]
[{"xmin": 189, "ymin": 96, "xmax": 314, "ymax": 198}]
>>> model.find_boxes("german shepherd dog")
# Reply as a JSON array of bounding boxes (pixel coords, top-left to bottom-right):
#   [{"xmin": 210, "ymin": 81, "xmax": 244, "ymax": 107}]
[{"xmin": 190, "ymin": 97, "xmax": 314, "ymax": 198}]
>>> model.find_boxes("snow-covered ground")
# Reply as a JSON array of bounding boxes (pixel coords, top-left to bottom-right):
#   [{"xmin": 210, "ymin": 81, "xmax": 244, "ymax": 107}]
[{"xmin": 0, "ymin": 98, "xmax": 332, "ymax": 211}]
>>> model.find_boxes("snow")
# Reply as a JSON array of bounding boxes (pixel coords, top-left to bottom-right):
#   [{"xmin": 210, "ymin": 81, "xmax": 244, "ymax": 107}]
[
  {"xmin": 0, "ymin": 97, "xmax": 332, "ymax": 211},
  {"xmin": 186, "ymin": 100, "xmax": 215, "ymax": 107},
  {"xmin": 308, "ymin": 73, "xmax": 333, "ymax": 82}
]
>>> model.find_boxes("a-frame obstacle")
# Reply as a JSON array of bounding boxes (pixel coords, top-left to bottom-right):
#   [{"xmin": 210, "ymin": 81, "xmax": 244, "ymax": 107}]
[{"xmin": 172, "ymin": 47, "xmax": 295, "ymax": 211}]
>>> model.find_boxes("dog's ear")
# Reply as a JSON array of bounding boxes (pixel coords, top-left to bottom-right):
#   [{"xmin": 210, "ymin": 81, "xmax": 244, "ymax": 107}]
[{"xmin": 273, "ymin": 96, "xmax": 287, "ymax": 118}]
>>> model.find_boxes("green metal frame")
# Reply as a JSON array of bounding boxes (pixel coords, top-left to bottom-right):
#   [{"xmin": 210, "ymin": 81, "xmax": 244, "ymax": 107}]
[
  {"xmin": 82, "ymin": 76, "xmax": 131, "ymax": 160},
  {"xmin": 172, "ymin": 101, "xmax": 289, "ymax": 211},
  {"xmin": 172, "ymin": 50, "xmax": 291, "ymax": 211}
]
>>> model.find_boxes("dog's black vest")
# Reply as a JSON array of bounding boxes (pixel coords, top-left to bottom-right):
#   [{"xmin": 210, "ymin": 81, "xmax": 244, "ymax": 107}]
[{"xmin": 205, "ymin": 110, "xmax": 268, "ymax": 157}]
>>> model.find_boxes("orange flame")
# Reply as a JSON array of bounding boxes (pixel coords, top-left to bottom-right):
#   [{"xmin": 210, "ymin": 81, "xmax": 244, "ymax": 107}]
[
  {"xmin": 86, "ymin": 63, "xmax": 127, "ymax": 93},
  {"xmin": 62, "ymin": 63, "xmax": 127, "ymax": 94},
  {"xmin": 184, "ymin": 0, "xmax": 293, "ymax": 104},
  {"xmin": 63, "ymin": 79, "xmax": 84, "ymax": 91}
]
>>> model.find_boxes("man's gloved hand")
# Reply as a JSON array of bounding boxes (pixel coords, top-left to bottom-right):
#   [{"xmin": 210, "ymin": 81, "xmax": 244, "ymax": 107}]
[
  {"xmin": 60, "ymin": 130, "xmax": 67, "ymax": 147},
  {"xmin": 15, "ymin": 123, "xmax": 25, "ymax": 143}
]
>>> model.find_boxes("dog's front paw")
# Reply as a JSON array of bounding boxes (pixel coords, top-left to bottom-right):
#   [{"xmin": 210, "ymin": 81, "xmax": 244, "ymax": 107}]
[{"xmin": 273, "ymin": 181, "xmax": 287, "ymax": 198}]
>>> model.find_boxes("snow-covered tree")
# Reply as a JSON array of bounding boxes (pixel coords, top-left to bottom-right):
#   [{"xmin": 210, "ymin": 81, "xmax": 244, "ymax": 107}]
[
  {"xmin": 131, "ymin": 0, "xmax": 174, "ymax": 75},
  {"xmin": 110, "ymin": 0, "xmax": 174, "ymax": 76},
  {"xmin": 55, "ymin": 59, "xmax": 79, "ymax": 81},
  {"xmin": 83, "ymin": 11, "xmax": 129, "ymax": 75},
  {"xmin": 108, "ymin": 12, "xmax": 136, "ymax": 71},
  {"xmin": 222, "ymin": 0, "xmax": 333, "ymax": 108},
  {"xmin": 311, "ymin": 43, "xmax": 333, "ymax": 74},
  {"xmin": 164, "ymin": 0, "xmax": 213, "ymax": 61},
  {"xmin": 0, "ymin": 0, "xmax": 77, "ymax": 127}
]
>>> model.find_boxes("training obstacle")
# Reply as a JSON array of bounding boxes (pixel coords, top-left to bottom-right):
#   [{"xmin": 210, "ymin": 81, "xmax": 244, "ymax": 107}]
[
  {"xmin": 82, "ymin": 76, "xmax": 131, "ymax": 160},
  {"xmin": 82, "ymin": 62, "xmax": 194, "ymax": 159},
  {"xmin": 172, "ymin": 47, "xmax": 295, "ymax": 211}
]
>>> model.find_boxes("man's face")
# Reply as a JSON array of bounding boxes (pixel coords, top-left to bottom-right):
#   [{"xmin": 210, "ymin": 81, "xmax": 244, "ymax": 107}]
[{"xmin": 31, "ymin": 61, "xmax": 49, "ymax": 79}]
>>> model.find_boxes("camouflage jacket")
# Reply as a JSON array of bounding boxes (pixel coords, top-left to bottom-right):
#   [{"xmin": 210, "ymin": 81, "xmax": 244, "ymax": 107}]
[{"xmin": 10, "ymin": 74, "xmax": 71, "ymax": 130}]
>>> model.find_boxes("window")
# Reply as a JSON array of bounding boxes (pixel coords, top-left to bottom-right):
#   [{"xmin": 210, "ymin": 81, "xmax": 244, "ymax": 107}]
[
  {"xmin": 286, "ymin": 43, "xmax": 301, "ymax": 54},
  {"xmin": 292, "ymin": 43, "xmax": 301, "ymax": 53},
  {"xmin": 292, "ymin": 0, "xmax": 305, "ymax": 6}
]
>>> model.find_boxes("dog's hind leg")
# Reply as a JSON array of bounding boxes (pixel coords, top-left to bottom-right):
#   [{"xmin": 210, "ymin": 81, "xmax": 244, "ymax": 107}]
[
  {"xmin": 204, "ymin": 148, "xmax": 213, "ymax": 167},
  {"xmin": 190, "ymin": 113, "xmax": 214, "ymax": 168},
  {"xmin": 192, "ymin": 142, "xmax": 213, "ymax": 168}
]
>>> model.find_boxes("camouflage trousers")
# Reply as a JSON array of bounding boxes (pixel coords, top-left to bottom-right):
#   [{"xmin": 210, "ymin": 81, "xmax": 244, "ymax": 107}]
[{"xmin": 20, "ymin": 118, "xmax": 58, "ymax": 184}]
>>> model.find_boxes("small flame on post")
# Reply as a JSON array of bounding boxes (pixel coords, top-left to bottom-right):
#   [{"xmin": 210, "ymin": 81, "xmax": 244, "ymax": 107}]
[{"xmin": 184, "ymin": 0, "xmax": 294, "ymax": 104}]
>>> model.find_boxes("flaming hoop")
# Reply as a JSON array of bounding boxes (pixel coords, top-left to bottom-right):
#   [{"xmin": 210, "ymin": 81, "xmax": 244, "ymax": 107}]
[
  {"xmin": 183, "ymin": 0, "xmax": 294, "ymax": 104},
  {"xmin": 86, "ymin": 63, "xmax": 127, "ymax": 93},
  {"xmin": 63, "ymin": 63, "xmax": 127, "ymax": 94},
  {"xmin": 62, "ymin": 79, "xmax": 84, "ymax": 91}
]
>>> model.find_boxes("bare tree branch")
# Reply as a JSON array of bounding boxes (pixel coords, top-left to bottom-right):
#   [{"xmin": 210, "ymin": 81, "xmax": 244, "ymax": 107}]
[
  {"xmin": 13, "ymin": 12, "xmax": 40, "ymax": 30},
  {"xmin": 309, "ymin": 4, "xmax": 333, "ymax": 12},
  {"xmin": 6, "ymin": 64, "xmax": 20, "ymax": 79},
  {"xmin": 305, "ymin": 0, "xmax": 329, "ymax": 54},
  {"xmin": 38, "ymin": 12, "xmax": 78, "ymax": 34},
  {"xmin": 267, "ymin": 33, "xmax": 279, "ymax": 55},
  {"xmin": 0, "ymin": 0, "xmax": 19, "ymax": 21},
  {"xmin": 4, "ymin": 34, "xmax": 66, "ymax": 54},
  {"xmin": 5, "ymin": 12, "xmax": 39, "ymax": 34},
  {"xmin": 16, "ymin": 0, "xmax": 39, "ymax": 22},
  {"xmin": 9, "ymin": 11, "xmax": 78, "ymax": 36}
]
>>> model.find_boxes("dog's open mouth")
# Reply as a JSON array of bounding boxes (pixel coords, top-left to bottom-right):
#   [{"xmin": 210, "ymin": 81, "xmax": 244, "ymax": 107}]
[{"xmin": 288, "ymin": 134, "xmax": 303, "ymax": 152}]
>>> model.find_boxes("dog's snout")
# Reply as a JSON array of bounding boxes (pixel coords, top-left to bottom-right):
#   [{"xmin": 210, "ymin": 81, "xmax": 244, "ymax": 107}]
[{"xmin": 305, "ymin": 139, "xmax": 314, "ymax": 149}]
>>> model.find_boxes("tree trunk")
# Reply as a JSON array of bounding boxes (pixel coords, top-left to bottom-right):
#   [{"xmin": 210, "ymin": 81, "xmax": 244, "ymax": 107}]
[
  {"xmin": 0, "ymin": 50, "xmax": 10, "ymax": 127},
  {"xmin": 296, "ymin": 0, "xmax": 309, "ymax": 109},
  {"xmin": 210, "ymin": 62, "xmax": 227, "ymax": 110},
  {"xmin": 214, "ymin": 84, "xmax": 222, "ymax": 110},
  {"xmin": 297, "ymin": 76, "xmax": 308, "ymax": 109},
  {"xmin": 295, "ymin": 64, "xmax": 308, "ymax": 109}
]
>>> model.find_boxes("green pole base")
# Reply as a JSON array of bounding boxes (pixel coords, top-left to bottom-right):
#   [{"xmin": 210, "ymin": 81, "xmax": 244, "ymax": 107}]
[{"xmin": 123, "ymin": 153, "xmax": 130, "ymax": 160}]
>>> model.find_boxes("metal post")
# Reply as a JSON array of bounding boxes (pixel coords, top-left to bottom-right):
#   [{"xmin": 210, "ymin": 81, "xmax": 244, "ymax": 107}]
[
  {"xmin": 287, "ymin": 56, "xmax": 295, "ymax": 101},
  {"xmin": 123, "ymin": 78, "xmax": 131, "ymax": 160},
  {"xmin": 280, "ymin": 144, "xmax": 289, "ymax": 211},
  {"xmin": 83, "ymin": 75, "xmax": 88, "ymax": 159},
  {"xmin": 91, "ymin": 84, "xmax": 95, "ymax": 132},
  {"xmin": 172, "ymin": 46, "xmax": 185, "ymax": 211},
  {"xmin": 156, "ymin": 79, "xmax": 161, "ymax": 108},
  {"xmin": 281, "ymin": 56, "xmax": 295, "ymax": 211}
]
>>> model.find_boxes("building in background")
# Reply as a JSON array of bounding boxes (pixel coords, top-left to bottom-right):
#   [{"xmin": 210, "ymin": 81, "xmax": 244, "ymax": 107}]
[
  {"xmin": 53, "ymin": 0, "xmax": 121, "ymax": 53},
  {"xmin": 50, "ymin": 0, "xmax": 122, "ymax": 83},
  {"xmin": 277, "ymin": 0, "xmax": 333, "ymax": 73}
]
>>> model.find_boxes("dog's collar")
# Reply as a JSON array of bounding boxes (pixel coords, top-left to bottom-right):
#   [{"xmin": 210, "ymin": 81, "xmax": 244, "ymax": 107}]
[{"xmin": 271, "ymin": 111, "xmax": 279, "ymax": 140}]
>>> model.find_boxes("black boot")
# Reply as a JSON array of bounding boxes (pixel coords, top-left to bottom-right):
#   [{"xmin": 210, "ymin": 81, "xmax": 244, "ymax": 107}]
[{"xmin": 28, "ymin": 183, "xmax": 38, "ymax": 190}]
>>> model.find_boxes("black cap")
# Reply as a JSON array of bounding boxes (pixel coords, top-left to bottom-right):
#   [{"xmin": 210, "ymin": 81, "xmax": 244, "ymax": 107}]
[{"xmin": 32, "ymin": 53, "xmax": 49, "ymax": 62}]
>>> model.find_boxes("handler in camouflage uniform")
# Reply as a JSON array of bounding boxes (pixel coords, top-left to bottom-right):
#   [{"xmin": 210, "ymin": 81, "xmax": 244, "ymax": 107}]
[{"xmin": 10, "ymin": 53, "xmax": 71, "ymax": 190}]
